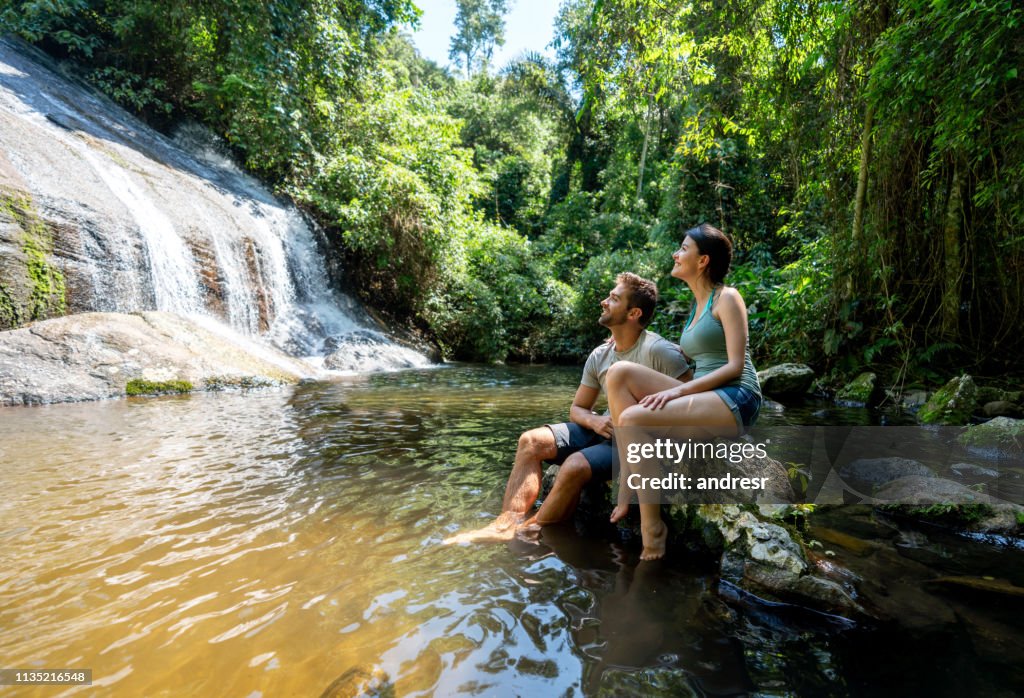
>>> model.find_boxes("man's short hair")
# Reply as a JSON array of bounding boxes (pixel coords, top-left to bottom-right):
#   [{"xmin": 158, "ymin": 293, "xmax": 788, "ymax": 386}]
[{"xmin": 616, "ymin": 272, "xmax": 658, "ymax": 327}]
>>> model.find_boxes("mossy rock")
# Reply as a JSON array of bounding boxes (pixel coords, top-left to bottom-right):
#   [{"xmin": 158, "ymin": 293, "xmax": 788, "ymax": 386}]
[
  {"xmin": 919, "ymin": 375, "xmax": 977, "ymax": 425},
  {"xmin": 203, "ymin": 375, "xmax": 279, "ymax": 391},
  {"xmin": 958, "ymin": 416, "xmax": 1024, "ymax": 453},
  {"xmin": 125, "ymin": 378, "xmax": 193, "ymax": 396},
  {"xmin": 756, "ymin": 363, "xmax": 815, "ymax": 397},
  {"xmin": 976, "ymin": 386, "xmax": 1005, "ymax": 405},
  {"xmin": 880, "ymin": 502, "xmax": 995, "ymax": 526},
  {"xmin": 837, "ymin": 372, "xmax": 877, "ymax": 405}
]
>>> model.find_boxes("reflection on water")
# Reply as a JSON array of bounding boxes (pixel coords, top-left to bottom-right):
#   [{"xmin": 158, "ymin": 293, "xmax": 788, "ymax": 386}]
[{"xmin": 0, "ymin": 366, "xmax": 1019, "ymax": 696}]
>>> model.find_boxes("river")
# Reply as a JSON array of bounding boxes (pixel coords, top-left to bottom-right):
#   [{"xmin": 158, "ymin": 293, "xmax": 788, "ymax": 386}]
[{"xmin": 1, "ymin": 366, "xmax": 1020, "ymax": 696}]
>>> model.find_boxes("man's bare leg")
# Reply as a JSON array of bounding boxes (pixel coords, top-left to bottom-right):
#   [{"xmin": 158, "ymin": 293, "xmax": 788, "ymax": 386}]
[
  {"xmin": 518, "ymin": 453, "xmax": 593, "ymax": 533},
  {"xmin": 443, "ymin": 426, "xmax": 558, "ymax": 544}
]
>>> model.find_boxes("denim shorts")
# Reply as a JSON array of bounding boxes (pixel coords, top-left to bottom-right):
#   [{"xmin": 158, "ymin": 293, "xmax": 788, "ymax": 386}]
[
  {"xmin": 545, "ymin": 422, "xmax": 614, "ymax": 482},
  {"xmin": 713, "ymin": 386, "xmax": 761, "ymax": 433}
]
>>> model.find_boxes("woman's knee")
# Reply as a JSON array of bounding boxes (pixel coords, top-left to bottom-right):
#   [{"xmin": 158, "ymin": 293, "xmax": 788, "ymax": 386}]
[
  {"xmin": 620, "ymin": 404, "xmax": 655, "ymax": 426},
  {"xmin": 606, "ymin": 360, "xmax": 639, "ymax": 388}
]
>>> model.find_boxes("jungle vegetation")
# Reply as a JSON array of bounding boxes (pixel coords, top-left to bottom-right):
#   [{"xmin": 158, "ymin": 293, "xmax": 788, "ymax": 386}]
[{"xmin": 3, "ymin": 0, "xmax": 1022, "ymax": 391}]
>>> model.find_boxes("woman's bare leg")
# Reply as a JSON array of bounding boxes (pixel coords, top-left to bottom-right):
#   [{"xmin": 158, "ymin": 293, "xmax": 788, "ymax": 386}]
[
  {"xmin": 618, "ymin": 391, "xmax": 739, "ymax": 559},
  {"xmin": 605, "ymin": 361, "xmax": 683, "ymax": 424}
]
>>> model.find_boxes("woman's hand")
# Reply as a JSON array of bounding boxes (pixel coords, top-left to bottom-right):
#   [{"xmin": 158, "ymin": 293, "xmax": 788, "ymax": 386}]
[{"xmin": 639, "ymin": 384, "xmax": 687, "ymax": 410}]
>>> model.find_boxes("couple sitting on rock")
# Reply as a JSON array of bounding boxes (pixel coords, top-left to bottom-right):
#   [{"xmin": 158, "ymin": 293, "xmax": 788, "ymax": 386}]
[{"xmin": 446, "ymin": 224, "xmax": 762, "ymax": 560}]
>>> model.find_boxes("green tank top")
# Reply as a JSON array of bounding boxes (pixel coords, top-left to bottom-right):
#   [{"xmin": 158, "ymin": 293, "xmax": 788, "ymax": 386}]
[{"xmin": 679, "ymin": 287, "xmax": 761, "ymax": 397}]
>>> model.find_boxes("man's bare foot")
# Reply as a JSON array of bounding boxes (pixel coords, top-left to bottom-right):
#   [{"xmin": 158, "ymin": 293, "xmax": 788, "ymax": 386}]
[
  {"xmin": 514, "ymin": 517, "xmax": 542, "ymax": 542},
  {"xmin": 639, "ymin": 519, "xmax": 668, "ymax": 560},
  {"xmin": 442, "ymin": 512, "xmax": 525, "ymax": 545},
  {"xmin": 610, "ymin": 503, "xmax": 630, "ymax": 523}
]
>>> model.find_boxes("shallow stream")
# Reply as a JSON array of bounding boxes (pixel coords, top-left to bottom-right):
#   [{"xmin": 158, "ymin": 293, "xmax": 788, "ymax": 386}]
[{"xmin": 1, "ymin": 366, "xmax": 1021, "ymax": 696}]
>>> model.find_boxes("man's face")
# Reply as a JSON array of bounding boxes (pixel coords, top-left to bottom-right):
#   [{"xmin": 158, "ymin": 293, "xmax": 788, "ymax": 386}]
[{"xmin": 599, "ymin": 283, "xmax": 634, "ymax": 327}]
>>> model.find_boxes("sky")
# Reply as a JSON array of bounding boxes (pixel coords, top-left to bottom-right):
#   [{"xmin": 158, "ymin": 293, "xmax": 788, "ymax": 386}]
[{"xmin": 409, "ymin": 0, "xmax": 562, "ymax": 72}]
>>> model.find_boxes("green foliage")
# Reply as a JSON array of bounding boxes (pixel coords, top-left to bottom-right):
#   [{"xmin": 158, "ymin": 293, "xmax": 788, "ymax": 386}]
[
  {"xmin": 449, "ymin": 0, "xmax": 509, "ymax": 75},
  {"xmin": 6, "ymin": 0, "xmax": 1022, "ymax": 376}
]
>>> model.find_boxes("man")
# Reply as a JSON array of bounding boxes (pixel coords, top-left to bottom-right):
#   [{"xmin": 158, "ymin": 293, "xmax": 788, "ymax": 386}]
[{"xmin": 445, "ymin": 272, "xmax": 690, "ymax": 543}]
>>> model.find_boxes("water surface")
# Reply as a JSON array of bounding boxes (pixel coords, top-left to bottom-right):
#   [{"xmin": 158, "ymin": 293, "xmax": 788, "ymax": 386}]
[{"xmin": 0, "ymin": 366, "xmax": 1020, "ymax": 696}]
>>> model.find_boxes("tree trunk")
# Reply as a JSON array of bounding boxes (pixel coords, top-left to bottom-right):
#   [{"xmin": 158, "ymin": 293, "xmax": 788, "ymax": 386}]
[
  {"xmin": 852, "ymin": 101, "xmax": 875, "ymax": 268},
  {"xmin": 941, "ymin": 162, "xmax": 963, "ymax": 339},
  {"xmin": 636, "ymin": 94, "xmax": 653, "ymax": 201}
]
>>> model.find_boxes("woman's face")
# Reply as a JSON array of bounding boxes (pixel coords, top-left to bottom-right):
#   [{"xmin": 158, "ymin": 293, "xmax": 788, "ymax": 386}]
[{"xmin": 671, "ymin": 235, "xmax": 706, "ymax": 281}]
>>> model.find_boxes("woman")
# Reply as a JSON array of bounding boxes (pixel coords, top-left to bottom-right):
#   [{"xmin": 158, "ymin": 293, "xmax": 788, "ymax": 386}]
[{"xmin": 606, "ymin": 223, "xmax": 762, "ymax": 560}]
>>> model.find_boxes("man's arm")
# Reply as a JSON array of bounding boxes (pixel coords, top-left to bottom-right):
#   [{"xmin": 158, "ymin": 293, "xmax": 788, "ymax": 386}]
[{"xmin": 568, "ymin": 384, "xmax": 613, "ymax": 438}]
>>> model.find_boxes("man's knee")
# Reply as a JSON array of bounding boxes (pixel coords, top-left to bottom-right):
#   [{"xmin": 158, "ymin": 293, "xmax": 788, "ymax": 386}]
[
  {"xmin": 518, "ymin": 426, "xmax": 556, "ymax": 460},
  {"xmin": 555, "ymin": 453, "xmax": 593, "ymax": 488}
]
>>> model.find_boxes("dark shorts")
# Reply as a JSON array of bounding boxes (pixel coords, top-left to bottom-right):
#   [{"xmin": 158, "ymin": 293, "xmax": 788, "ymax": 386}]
[
  {"xmin": 714, "ymin": 385, "xmax": 761, "ymax": 433},
  {"xmin": 545, "ymin": 422, "xmax": 614, "ymax": 482}
]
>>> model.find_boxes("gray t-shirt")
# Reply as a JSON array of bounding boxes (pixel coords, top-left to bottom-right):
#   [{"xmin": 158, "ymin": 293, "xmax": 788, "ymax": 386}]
[{"xmin": 581, "ymin": 330, "xmax": 690, "ymax": 397}]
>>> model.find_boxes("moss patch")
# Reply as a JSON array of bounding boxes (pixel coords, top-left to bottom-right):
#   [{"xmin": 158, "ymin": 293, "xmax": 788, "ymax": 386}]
[
  {"xmin": 880, "ymin": 502, "xmax": 995, "ymax": 526},
  {"xmin": 126, "ymin": 379, "xmax": 193, "ymax": 396},
  {"xmin": 0, "ymin": 190, "xmax": 67, "ymax": 325},
  {"xmin": 203, "ymin": 375, "xmax": 279, "ymax": 391}
]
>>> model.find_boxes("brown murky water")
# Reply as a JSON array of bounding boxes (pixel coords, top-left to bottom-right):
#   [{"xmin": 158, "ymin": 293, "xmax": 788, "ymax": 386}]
[{"xmin": 1, "ymin": 366, "xmax": 1020, "ymax": 696}]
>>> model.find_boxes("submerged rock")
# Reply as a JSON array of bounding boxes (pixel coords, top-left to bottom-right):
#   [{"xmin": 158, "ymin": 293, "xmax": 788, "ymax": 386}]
[
  {"xmin": 0, "ymin": 310, "xmax": 316, "ymax": 406},
  {"xmin": 757, "ymin": 363, "xmax": 815, "ymax": 397},
  {"xmin": 320, "ymin": 666, "xmax": 393, "ymax": 698},
  {"xmin": 919, "ymin": 375, "xmax": 977, "ymax": 424}
]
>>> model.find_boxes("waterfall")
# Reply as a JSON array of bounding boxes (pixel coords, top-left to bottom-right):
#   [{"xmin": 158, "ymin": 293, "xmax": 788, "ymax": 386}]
[{"xmin": 0, "ymin": 38, "xmax": 429, "ymax": 371}]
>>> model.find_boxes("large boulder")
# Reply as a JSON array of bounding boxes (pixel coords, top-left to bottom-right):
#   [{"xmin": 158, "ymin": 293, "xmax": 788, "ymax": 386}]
[
  {"xmin": 919, "ymin": 375, "xmax": 977, "ymax": 424},
  {"xmin": 0, "ymin": 310, "xmax": 317, "ymax": 406},
  {"xmin": 838, "ymin": 457, "xmax": 935, "ymax": 492},
  {"xmin": 958, "ymin": 416, "xmax": 1024, "ymax": 453},
  {"xmin": 756, "ymin": 363, "xmax": 815, "ymax": 397},
  {"xmin": 689, "ymin": 505, "xmax": 863, "ymax": 616},
  {"xmin": 873, "ymin": 474, "xmax": 1023, "ymax": 534}
]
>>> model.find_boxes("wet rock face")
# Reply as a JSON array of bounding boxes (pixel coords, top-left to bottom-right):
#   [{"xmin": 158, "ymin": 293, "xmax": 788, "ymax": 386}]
[
  {"xmin": 756, "ymin": 363, "xmax": 815, "ymax": 397},
  {"xmin": 323, "ymin": 329, "xmax": 430, "ymax": 372},
  {"xmin": 0, "ymin": 39, "xmax": 422, "ymax": 363},
  {"xmin": 0, "ymin": 311, "xmax": 316, "ymax": 406}
]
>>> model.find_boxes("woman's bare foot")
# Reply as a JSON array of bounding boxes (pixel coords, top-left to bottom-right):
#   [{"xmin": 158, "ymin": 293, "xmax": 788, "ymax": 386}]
[
  {"xmin": 639, "ymin": 519, "xmax": 668, "ymax": 560},
  {"xmin": 609, "ymin": 503, "xmax": 630, "ymax": 523}
]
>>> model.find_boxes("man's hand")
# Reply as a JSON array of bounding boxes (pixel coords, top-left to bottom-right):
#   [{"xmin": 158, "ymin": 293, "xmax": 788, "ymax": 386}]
[{"xmin": 589, "ymin": 414, "xmax": 613, "ymax": 438}]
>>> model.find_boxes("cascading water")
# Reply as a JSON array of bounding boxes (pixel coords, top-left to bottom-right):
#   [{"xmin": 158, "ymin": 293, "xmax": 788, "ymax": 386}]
[{"xmin": 0, "ymin": 38, "xmax": 429, "ymax": 371}]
